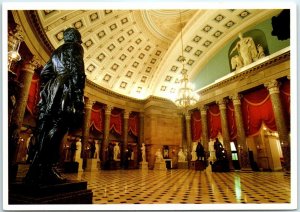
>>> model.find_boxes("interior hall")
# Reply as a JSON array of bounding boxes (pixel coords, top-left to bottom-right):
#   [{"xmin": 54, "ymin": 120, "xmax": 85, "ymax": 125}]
[{"xmin": 5, "ymin": 7, "xmax": 295, "ymax": 209}]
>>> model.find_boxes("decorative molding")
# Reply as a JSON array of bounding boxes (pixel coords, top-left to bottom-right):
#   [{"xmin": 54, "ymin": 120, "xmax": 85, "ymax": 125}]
[
  {"xmin": 197, "ymin": 50, "xmax": 290, "ymax": 96},
  {"xmin": 25, "ymin": 11, "xmax": 54, "ymax": 55}
]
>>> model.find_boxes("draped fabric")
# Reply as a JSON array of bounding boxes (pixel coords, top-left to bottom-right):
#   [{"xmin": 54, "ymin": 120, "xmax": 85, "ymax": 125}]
[
  {"xmin": 128, "ymin": 112, "xmax": 139, "ymax": 137},
  {"xmin": 26, "ymin": 72, "xmax": 40, "ymax": 116},
  {"xmin": 207, "ymin": 104, "xmax": 222, "ymax": 139},
  {"xmin": 227, "ymin": 100, "xmax": 237, "ymax": 140},
  {"xmin": 191, "ymin": 110, "xmax": 201, "ymax": 141},
  {"xmin": 110, "ymin": 109, "xmax": 122, "ymax": 135},
  {"xmin": 241, "ymin": 87, "xmax": 277, "ymax": 136},
  {"xmin": 280, "ymin": 79, "xmax": 290, "ymax": 130},
  {"xmin": 90, "ymin": 104, "xmax": 104, "ymax": 132}
]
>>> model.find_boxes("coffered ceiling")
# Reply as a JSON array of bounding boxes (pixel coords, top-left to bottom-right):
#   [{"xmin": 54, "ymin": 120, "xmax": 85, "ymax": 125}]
[{"xmin": 33, "ymin": 9, "xmax": 280, "ymax": 100}]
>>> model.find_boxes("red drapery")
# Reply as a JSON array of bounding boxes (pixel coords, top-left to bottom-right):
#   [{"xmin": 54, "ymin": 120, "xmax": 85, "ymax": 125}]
[
  {"xmin": 90, "ymin": 104, "xmax": 104, "ymax": 132},
  {"xmin": 227, "ymin": 100, "xmax": 237, "ymax": 140},
  {"xmin": 110, "ymin": 109, "xmax": 122, "ymax": 135},
  {"xmin": 191, "ymin": 110, "xmax": 202, "ymax": 141},
  {"xmin": 207, "ymin": 104, "xmax": 222, "ymax": 139},
  {"xmin": 280, "ymin": 79, "xmax": 290, "ymax": 130},
  {"xmin": 26, "ymin": 72, "xmax": 40, "ymax": 115},
  {"xmin": 241, "ymin": 87, "xmax": 277, "ymax": 136},
  {"xmin": 128, "ymin": 112, "xmax": 139, "ymax": 137}
]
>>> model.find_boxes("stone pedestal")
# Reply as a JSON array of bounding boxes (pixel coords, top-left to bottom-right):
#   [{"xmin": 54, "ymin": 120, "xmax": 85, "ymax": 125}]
[
  {"xmin": 9, "ymin": 180, "xmax": 93, "ymax": 204},
  {"xmin": 153, "ymin": 162, "xmax": 167, "ymax": 170},
  {"xmin": 85, "ymin": 159, "xmax": 98, "ymax": 172},
  {"xmin": 101, "ymin": 160, "xmax": 120, "ymax": 170},
  {"xmin": 139, "ymin": 162, "xmax": 148, "ymax": 170},
  {"xmin": 190, "ymin": 160, "xmax": 206, "ymax": 171},
  {"xmin": 177, "ymin": 162, "xmax": 188, "ymax": 169}
]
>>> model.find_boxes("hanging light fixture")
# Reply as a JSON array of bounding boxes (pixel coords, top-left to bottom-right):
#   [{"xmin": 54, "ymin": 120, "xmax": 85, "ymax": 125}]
[
  {"xmin": 8, "ymin": 29, "xmax": 22, "ymax": 71},
  {"xmin": 174, "ymin": 11, "xmax": 199, "ymax": 109}
]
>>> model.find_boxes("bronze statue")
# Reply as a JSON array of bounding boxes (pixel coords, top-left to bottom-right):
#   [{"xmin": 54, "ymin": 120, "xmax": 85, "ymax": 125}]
[{"xmin": 25, "ymin": 28, "xmax": 86, "ymax": 184}]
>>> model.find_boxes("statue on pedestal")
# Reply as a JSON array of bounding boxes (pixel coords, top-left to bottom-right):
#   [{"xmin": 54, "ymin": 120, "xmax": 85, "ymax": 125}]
[
  {"xmin": 191, "ymin": 142, "xmax": 198, "ymax": 161},
  {"xmin": 24, "ymin": 28, "xmax": 86, "ymax": 184},
  {"xmin": 155, "ymin": 149, "xmax": 164, "ymax": 163},
  {"xmin": 141, "ymin": 143, "xmax": 146, "ymax": 162},
  {"xmin": 113, "ymin": 143, "xmax": 120, "ymax": 161},
  {"xmin": 177, "ymin": 148, "xmax": 186, "ymax": 162}
]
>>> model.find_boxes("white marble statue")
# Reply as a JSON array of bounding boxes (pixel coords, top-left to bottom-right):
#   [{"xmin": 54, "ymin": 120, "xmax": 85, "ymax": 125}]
[
  {"xmin": 177, "ymin": 148, "xmax": 186, "ymax": 162},
  {"xmin": 231, "ymin": 33, "xmax": 258, "ymax": 66},
  {"xmin": 155, "ymin": 149, "xmax": 164, "ymax": 163},
  {"xmin": 141, "ymin": 143, "xmax": 146, "ymax": 162},
  {"xmin": 95, "ymin": 140, "xmax": 99, "ymax": 160},
  {"xmin": 231, "ymin": 55, "xmax": 243, "ymax": 71},
  {"xmin": 191, "ymin": 142, "xmax": 198, "ymax": 161},
  {"xmin": 113, "ymin": 143, "xmax": 120, "ymax": 161}
]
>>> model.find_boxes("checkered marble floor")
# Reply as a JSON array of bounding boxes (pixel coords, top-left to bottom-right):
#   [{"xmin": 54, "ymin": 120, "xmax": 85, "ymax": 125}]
[{"xmin": 63, "ymin": 169, "xmax": 290, "ymax": 205}]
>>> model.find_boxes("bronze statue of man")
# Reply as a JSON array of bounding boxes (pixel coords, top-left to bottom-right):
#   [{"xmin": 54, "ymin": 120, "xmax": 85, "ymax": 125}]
[{"xmin": 25, "ymin": 28, "xmax": 86, "ymax": 184}]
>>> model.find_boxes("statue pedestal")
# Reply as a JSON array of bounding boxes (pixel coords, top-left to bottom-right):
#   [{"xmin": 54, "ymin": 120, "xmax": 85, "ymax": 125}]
[
  {"xmin": 190, "ymin": 160, "xmax": 206, "ymax": 171},
  {"xmin": 9, "ymin": 180, "xmax": 93, "ymax": 204},
  {"xmin": 75, "ymin": 158, "xmax": 83, "ymax": 172},
  {"xmin": 139, "ymin": 162, "xmax": 148, "ymax": 170},
  {"xmin": 85, "ymin": 159, "xmax": 98, "ymax": 172},
  {"xmin": 153, "ymin": 162, "xmax": 167, "ymax": 170},
  {"xmin": 177, "ymin": 162, "xmax": 188, "ymax": 169}
]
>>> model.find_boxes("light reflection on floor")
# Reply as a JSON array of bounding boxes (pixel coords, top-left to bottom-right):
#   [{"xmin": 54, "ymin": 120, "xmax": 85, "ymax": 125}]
[{"xmin": 63, "ymin": 169, "xmax": 290, "ymax": 204}]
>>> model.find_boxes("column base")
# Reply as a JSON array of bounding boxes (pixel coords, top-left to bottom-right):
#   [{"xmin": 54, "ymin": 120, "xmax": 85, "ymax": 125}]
[{"xmin": 239, "ymin": 167, "xmax": 253, "ymax": 173}]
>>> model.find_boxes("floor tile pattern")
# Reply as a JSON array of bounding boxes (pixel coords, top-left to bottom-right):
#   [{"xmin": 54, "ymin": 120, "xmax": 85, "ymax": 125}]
[{"xmin": 63, "ymin": 169, "xmax": 290, "ymax": 204}]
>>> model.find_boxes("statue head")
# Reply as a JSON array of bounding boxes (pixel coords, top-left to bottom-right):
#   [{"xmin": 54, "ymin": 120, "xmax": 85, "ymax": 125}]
[{"xmin": 63, "ymin": 28, "xmax": 82, "ymax": 44}]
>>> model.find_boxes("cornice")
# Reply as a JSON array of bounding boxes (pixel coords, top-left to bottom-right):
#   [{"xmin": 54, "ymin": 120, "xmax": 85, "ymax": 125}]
[{"xmin": 25, "ymin": 10, "xmax": 54, "ymax": 54}]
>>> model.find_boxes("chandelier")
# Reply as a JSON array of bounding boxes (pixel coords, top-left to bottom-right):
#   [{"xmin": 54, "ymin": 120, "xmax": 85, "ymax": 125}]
[{"xmin": 174, "ymin": 11, "xmax": 199, "ymax": 109}]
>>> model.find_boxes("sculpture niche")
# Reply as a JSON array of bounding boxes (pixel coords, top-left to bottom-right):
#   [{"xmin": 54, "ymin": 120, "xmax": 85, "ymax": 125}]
[
  {"xmin": 230, "ymin": 32, "xmax": 265, "ymax": 71},
  {"xmin": 24, "ymin": 28, "xmax": 86, "ymax": 184}
]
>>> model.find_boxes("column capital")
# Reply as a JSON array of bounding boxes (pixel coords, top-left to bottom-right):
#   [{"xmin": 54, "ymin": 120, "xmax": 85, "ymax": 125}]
[
  {"xmin": 230, "ymin": 94, "xmax": 243, "ymax": 105},
  {"xmin": 105, "ymin": 105, "xmax": 113, "ymax": 115},
  {"xmin": 264, "ymin": 79, "xmax": 281, "ymax": 94},
  {"xmin": 199, "ymin": 105, "xmax": 208, "ymax": 114},
  {"xmin": 139, "ymin": 112, "xmax": 144, "ymax": 118},
  {"xmin": 185, "ymin": 113, "xmax": 191, "ymax": 120},
  {"xmin": 216, "ymin": 98, "xmax": 227, "ymax": 110},
  {"xmin": 84, "ymin": 99, "xmax": 95, "ymax": 109},
  {"xmin": 123, "ymin": 110, "xmax": 130, "ymax": 119},
  {"xmin": 22, "ymin": 56, "xmax": 40, "ymax": 74}
]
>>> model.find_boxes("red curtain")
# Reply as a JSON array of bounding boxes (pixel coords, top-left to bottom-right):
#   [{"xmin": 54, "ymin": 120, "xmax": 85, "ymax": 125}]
[
  {"xmin": 280, "ymin": 79, "xmax": 290, "ymax": 130},
  {"xmin": 241, "ymin": 87, "xmax": 276, "ymax": 136},
  {"xmin": 191, "ymin": 110, "xmax": 201, "ymax": 141},
  {"xmin": 207, "ymin": 104, "xmax": 222, "ymax": 139},
  {"xmin": 128, "ymin": 112, "xmax": 139, "ymax": 137},
  {"xmin": 90, "ymin": 104, "xmax": 104, "ymax": 132},
  {"xmin": 26, "ymin": 72, "xmax": 40, "ymax": 116},
  {"xmin": 110, "ymin": 108, "xmax": 122, "ymax": 135},
  {"xmin": 227, "ymin": 100, "xmax": 237, "ymax": 140}
]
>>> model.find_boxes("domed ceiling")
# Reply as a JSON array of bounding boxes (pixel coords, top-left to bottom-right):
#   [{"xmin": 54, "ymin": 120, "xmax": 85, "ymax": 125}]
[{"xmin": 32, "ymin": 9, "xmax": 279, "ymax": 100}]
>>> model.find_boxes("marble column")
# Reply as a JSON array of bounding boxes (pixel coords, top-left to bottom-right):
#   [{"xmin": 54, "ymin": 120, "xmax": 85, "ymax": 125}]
[
  {"xmin": 101, "ymin": 105, "xmax": 113, "ymax": 162},
  {"xmin": 200, "ymin": 106, "xmax": 209, "ymax": 157},
  {"xmin": 81, "ymin": 98, "xmax": 94, "ymax": 159},
  {"xmin": 122, "ymin": 110, "xmax": 130, "ymax": 165},
  {"xmin": 265, "ymin": 80, "xmax": 290, "ymax": 172},
  {"xmin": 231, "ymin": 94, "xmax": 252, "ymax": 171},
  {"xmin": 185, "ymin": 113, "xmax": 192, "ymax": 163},
  {"xmin": 217, "ymin": 99, "xmax": 234, "ymax": 170},
  {"xmin": 139, "ymin": 112, "xmax": 144, "ymax": 146},
  {"xmin": 10, "ymin": 57, "xmax": 40, "ymax": 164}
]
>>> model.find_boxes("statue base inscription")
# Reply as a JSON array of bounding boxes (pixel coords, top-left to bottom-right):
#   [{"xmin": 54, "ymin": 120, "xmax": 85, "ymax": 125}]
[{"xmin": 9, "ymin": 180, "xmax": 93, "ymax": 204}]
